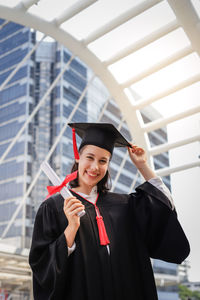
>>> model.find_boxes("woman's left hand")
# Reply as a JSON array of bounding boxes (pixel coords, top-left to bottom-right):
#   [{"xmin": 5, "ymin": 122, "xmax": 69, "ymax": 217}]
[
  {"xmin": 128, "ymin": 144, "xmax": 157, "ymax": 180},
  {"xmin": 127, "ymin": 144, "xmax": 147, "ymax": 168}
]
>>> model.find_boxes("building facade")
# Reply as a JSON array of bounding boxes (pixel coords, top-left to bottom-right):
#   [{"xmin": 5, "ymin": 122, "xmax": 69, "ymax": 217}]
[
  {"xmin": 0, "ymin": 19, "xmax": 35, "ymax": 249},
  {"xmin": 0, "ymin": 19, "xmax": 179, "ymax": 300}
]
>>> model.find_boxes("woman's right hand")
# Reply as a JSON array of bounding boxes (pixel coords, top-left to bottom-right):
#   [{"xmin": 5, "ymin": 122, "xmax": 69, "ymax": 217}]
[{"xmin": 63, "ymin": 196, "xmax": 85, "ymax": 229}]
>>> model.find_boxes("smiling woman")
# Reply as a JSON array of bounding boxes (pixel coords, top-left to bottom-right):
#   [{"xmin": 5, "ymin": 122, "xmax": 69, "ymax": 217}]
[{"xmin": 29, "ymin": 122, "xmax": 190, "ymax": 300}]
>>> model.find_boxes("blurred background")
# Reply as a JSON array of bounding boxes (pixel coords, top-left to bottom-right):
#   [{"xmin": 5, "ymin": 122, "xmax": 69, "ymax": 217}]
[{"xmin": 0, "ymin": 0, "xmax": 199, "ymax": 299}]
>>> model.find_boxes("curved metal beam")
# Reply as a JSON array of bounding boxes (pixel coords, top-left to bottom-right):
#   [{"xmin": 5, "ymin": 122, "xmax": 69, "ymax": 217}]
[
  {"xmin": 122, "ymin": 45, "xmax": 193, "ymax": 87},
  {"xmin": 149, "ymin": 134, "xmax": 200, "ymax": 155},
  {"xmin": 54, "ymin": 0, "xmax": 97, "ymax": 26},
  {"xmin": 142, "ymin": 106, "xmax": 200, "ymax": 132},
  {"xmin": 168, "ymin": 0, "xmax": 200, "ymax": 56},
  {"xmin": 156, "ymin": 160, "xmax": 200, "ymax": 177},
  {"xmin": 104, "ymin": 20, "xmax": 179, "ymax": 66},
  {"xmin": 83, "ymin": 0, "xmax": 162, "ymax": 45},
  {"xmin": 0, "ymin": 4, "xmax": 147, "ymax": 150},
  {"xmin": 132, "ymin": 73, "xmax": 200, "ymax": 110}
]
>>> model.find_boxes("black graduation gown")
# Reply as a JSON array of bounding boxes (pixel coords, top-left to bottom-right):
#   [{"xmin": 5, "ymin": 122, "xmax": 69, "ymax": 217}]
[{"xmin": 29, "ymin": 182, "xmax": 190, "ymax": 300}]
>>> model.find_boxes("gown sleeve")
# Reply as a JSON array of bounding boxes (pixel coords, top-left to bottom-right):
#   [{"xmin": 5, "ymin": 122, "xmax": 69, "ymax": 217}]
[
  {"xmin": 130, "ymin": 181, "xmax": 190, "ymax": 264},
  {"xmin": 29, "ymin": 200, "xmax": 69, "ymax": 299}
]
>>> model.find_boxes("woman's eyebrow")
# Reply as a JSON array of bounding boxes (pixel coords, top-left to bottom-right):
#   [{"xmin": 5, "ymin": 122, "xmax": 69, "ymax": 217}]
[
  {"xmin": 86, "ymin": 153, "xmax": 95, "ymax": 156},
  {"xmin": 86, "ymin": 153, "xmax": 109, "ymax": 160}
]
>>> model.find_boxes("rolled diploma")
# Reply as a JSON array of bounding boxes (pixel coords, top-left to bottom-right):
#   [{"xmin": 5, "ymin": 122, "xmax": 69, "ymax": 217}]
[{"xmin": 41, "ymin": 161, "xmax": 85, "ymax": 217}]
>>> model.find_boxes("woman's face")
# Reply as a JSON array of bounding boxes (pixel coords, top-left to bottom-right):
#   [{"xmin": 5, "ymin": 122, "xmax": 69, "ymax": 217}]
[{"xmin": 77, "ymin": 145, "xmax": 111, "ymax": 192}]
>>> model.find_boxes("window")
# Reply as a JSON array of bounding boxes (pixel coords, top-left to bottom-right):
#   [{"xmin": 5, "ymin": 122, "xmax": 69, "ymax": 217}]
[
  {"xmin": 0, "ymin": 22, "xmax": 23, "ymax": 40},
  {"xmin": 0, "ymin": 160, "xmax": 24, "ymax": 180},
  {"xmin": 63, "ymin": 103, "xmax": 73, "ymax": 118},
  {"xmin": 64, "ymin": 51, "xmax": 86, "ymax": 77},
  {"xmin": 63, "ymin": 69, "xmax": 86, "ymax": 92},
  {"xmin": 119, "ymin": 173, "xmax": 133, "ymax": 186},
  {"xmin": 0, "ymin": 47, "xmax": 28, "ymax": 70},
  {"xmin": 62, "ymin": 143, "xmax": 74, "ymax": 159},
  {"xmin": 0, "ymin": 83, "xmax": 27, "ymax": 105},
  {"xmin": 0, "ymin": 121, "xmax": 25, "ymax": 142},
  {"xmin": 0, "ymin": 66, "xmax": 28, "ymax": 85},
  {"xmin": 0, "ymin": 141, "xmax": 25, "ymax": 158},
  {"xmin": 29, "ymin": 84, "xmax": 34, "ymax": 97},
  {"xmin": 0, "ymin": 181, "xmax": 24, "ymax": 201},
  {"xmin": 0, "ymin": 101, "xmax": 26, "ymax": 123},
  {"xmin": 56, "ymin": 50, "xmax": 60, "ymax": 62}
]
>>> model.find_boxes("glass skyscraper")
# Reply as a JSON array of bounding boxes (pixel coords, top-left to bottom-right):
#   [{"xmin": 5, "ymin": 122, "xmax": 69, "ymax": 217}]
[
  {"xmin": 0, "ymin": 19, "xmax": 35, "ymax": 248},
  {"xmin": 0, "ymin": 19, "xmax": 179, "ymax": 300}
]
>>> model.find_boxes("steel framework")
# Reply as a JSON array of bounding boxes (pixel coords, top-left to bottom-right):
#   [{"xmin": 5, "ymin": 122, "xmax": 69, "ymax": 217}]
[{"xmin": 0, "ymin": 0, "xmax": 199, "ymax": 297}]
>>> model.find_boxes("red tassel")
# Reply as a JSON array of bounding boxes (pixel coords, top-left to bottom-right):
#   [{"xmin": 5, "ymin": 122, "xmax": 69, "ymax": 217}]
[
  {"xmin": 72, "ymin": 128, "xmax": 80, "ymax": 160},
  {"xmin": 96, "ymin": 216, "xmax": 110, "ymax": 246}
]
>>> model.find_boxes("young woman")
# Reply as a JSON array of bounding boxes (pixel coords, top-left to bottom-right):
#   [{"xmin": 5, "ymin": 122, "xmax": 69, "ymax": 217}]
[{"xmin": 29, "ymin": 123, "xmax": 190, "ymax": 300}]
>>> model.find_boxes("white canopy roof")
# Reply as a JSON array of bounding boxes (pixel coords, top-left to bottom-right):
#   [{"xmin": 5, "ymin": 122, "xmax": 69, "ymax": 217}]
[{"xmin": 0, "ymin": 0, "xmax": 200, "ymax": 173}]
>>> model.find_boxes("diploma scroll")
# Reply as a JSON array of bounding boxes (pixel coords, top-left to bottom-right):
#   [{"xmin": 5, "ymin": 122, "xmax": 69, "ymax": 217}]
[{"xmin": 41, "ymin": 161, "xmax": 85, "ymax": 217}]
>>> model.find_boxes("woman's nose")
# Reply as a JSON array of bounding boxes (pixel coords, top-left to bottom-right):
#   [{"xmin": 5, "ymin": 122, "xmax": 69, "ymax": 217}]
[{"xmin": 91, "ymin": 160, "xmax": 99, "ymax": 171}]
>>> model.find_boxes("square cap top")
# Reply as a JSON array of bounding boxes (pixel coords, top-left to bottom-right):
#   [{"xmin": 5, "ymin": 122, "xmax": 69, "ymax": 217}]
[{"xmin": 69, "ymin": 123, "xmax": 132, "ymax": 155}]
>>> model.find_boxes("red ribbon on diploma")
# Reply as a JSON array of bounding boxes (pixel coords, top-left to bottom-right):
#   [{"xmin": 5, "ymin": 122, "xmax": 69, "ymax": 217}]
[{"xmin": 45, "ymin": 171, "xmax": 78, "ymax": 199}]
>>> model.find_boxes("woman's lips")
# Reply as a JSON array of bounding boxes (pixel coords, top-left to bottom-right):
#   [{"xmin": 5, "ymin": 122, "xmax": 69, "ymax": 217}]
[{"xmin": 86, "ymin": 171, "xmax": 99, "ymax": 178}]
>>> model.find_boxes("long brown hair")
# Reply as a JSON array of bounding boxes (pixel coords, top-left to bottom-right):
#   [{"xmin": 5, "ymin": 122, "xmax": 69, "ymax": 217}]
[{"xmin": 69, "ymin": 148, "xmax": 112, "ymax": 193}]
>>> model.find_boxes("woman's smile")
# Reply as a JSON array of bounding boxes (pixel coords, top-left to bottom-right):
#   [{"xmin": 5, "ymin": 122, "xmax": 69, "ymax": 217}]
[{"xmin": 86, "ymin": 171, "xmax": 99, "ymax": 178}]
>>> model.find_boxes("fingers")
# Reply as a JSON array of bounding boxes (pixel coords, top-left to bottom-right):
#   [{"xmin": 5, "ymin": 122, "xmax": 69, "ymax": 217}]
[
  {"xmin": 128, "ymin": 144, "xmax": 145, "ymax": 155},
  {"xmin": 63, "ymin": 197, "xmax": 85, "ymax": 218}
]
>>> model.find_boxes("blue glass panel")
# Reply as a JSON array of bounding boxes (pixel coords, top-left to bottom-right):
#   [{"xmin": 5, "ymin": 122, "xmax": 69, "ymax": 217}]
[
  {"xmin": 71, "ymin": 109, "xmax": 87, "ymax": 123},
  {"xmin": 53, "ymin": 104, "xmax": 60, "ymax": 117},
  {"xmin": 63, "ymin": 51, "xmax": 86, "ymax": 77},
  {"xmin": 0, "ymin": 160, "xmax": 24, "ymax": 180},
  {"xmin": 63, "ymin": 126, "xmax": 72, "ymax": 139},
  {"xmin": 0, "ymin": 141, "xmax": 25, "ymax": 158},
  {"xmin": 56, "ymin": 50, "xmax": 60, "ymax": 62},
  {"xmin": 153, "ymin": 259, "xmax": 177, "ymax": 270},
  {"xmin": 157, "ymin": 291, "xmax": 179, "ymax": 300},
  {"xmin": 0, "ymin": 222, "xmax": 22, "ymax": 237},
  {"xmin": 63, "ymin": 86, "xmax": 79, "ymax": 104},
  {"xmin": 0, "ymin": 83, "xmax": 27, "ymax": 105},
  {"xmin": 0, "ymin": 181, "xmax": 23, "ymax": 200},
  {"xmin": 153, "ymin": 259, "xmax": 177, "ymax": 275},
  {"xmin": 63, "ymin": 103, "xmax": 73, "ymax": 118},
  {"xmin": 119, "ymin": 173, "xmax": 133, "ymax": 186},
  {"xmin": 62, "ymin": 162, "xmax": 72, "ymax": 177},
  {"xmin": 54, "ymin": 123, "xmax": 60, "ymax": 136},
  {"xmin": 0, "ymin": 21, "xmax": 24, "ymax": 40},
  {"xmin": 0, "ymin": 121, "xmax": 24, "ymax": 142},
  {"xmin": 62, "ymin": 143, "xmax": 74, "ymax": 159},
  {"xmin": 63, "ymin": 86, "xmax": 87, "ymax": 111},
  {"xmin": 0, "ymin": 48, "xmax": 28, "ymax": 71},
  {"xmin": 0, "ymin": 31, "xmax": 29, "ymax": 55},
  {"xmin": 55, "ymin": 68, "xmax": 60, "ymax": 77},
  {"xmin": 63, "ymin": 69, "xmax": 86, "ymax": 91},
  {"xmin": 0, "ymin": 102, "xmax": 26, "ymax": 123},
  {"xmin": 0, "ymin": 66, "xmax": 28, "ymax": 85},
  {"xmin": 54, "ymin": 86, "xmax": 60, "ymax": 98},
  {"xmin": 0, "ymin": 202, "xmax": 21, "ymax": 222},
  {"xmin": 71, "ymin": 60, "xmax": 87, "ymax": 77}
]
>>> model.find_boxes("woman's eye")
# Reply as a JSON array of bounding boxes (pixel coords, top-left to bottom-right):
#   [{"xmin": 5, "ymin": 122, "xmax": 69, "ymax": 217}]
[
  {"xmin": 87, "ymin": 156, "xmax": 93, "ymax": 160},
  {"xmin": 100, "ymin": 160, "xmax": 107, "ymax": 164}
]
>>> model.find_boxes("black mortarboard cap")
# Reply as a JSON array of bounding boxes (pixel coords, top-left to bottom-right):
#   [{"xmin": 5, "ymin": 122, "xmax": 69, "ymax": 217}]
[{"xmin": 68, "ymin": 123, "xmax": 132, "ymax": 155}]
